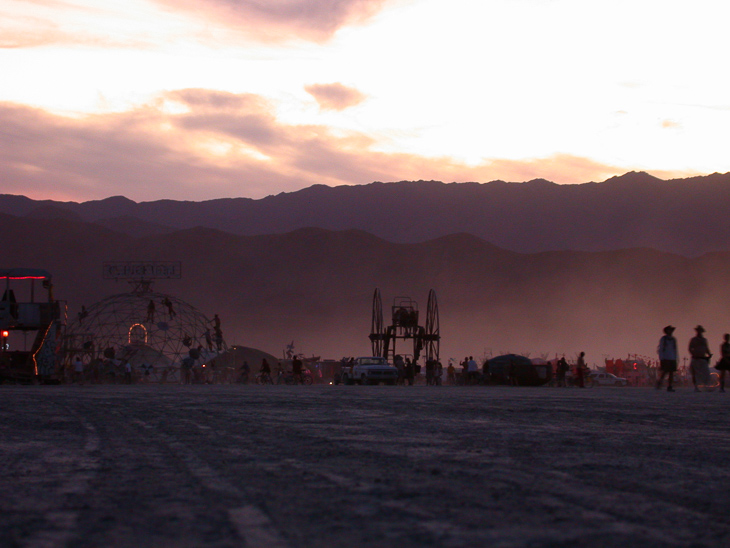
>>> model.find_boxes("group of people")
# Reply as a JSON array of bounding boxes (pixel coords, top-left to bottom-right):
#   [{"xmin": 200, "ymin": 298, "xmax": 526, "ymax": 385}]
[
  {"xmin": 145, "ymin": 298, "xmax": 176, "ymax": 323},
  {"xmin": 454, "ymin": 356, "xmax": 480, "ymax": 385},
  {"xmin": 556, "ymin": 352, "xmax": 588, "ymax": 388},
  {"xmin": 656, "ymin": 324, "xmax": 730, "ymax": 392},
  {"xmin": 393, "ymin": 355, "xmax": 419, "ymax": 385},
  {"xmin": 65, "ymin": 314, "xmax": 730, "ymax": 391},
  {"xmin": 68, "ymin": 353, "xmax": 135, "ymax": 385},
  {"xmin": 237, "ymin": 357, "xmax": 309, "ymax": 385}
]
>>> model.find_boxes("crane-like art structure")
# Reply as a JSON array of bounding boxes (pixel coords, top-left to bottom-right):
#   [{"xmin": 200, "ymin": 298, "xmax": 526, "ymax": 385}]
[{"xmin": 369, "ymin": 288, "xmax": 440, "ymax": 364}]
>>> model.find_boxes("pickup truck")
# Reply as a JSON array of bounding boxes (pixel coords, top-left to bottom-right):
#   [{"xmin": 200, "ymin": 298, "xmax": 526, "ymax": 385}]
[{"xmin": 339, "ymin": 357, "xmax": 399, "ymax": 385}]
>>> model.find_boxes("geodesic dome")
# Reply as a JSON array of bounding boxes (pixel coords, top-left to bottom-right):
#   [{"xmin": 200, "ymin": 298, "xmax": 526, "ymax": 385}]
[{"xmin": 65, "ymin": 288, "xmax": 225, "ymax": 371}]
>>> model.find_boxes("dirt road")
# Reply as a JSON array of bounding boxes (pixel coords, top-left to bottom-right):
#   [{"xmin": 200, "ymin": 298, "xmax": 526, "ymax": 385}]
[{"xmin": 1, "ymin": 385, "xmax": 728, "ymax": 547}]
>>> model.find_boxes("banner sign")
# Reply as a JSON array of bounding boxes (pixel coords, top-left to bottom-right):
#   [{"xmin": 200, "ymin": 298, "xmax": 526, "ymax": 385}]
[{"xmin": 103, "ymin": 261, "xmax": 182, "ymax": 280}]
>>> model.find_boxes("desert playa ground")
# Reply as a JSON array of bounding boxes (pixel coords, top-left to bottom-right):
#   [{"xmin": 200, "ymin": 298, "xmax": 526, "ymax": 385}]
[{"xmin": 1, "ymin": 385, "xmax": 729, "ymax": 548}]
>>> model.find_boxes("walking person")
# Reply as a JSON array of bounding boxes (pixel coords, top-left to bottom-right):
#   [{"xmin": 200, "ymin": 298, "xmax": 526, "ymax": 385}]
[
  {"xmin": 715, "ymin": 333, "xmax": 730, "ymax": 393},
  {"xmin": 467, "ymin": 356, "xmax": 479, "ymax": 385},
  {"xmin": 292, "ymin": 356, "xmax": 303, "ymax": 384},
  {"xmin": 446, "ymin": 361, "xmax": 455, "ymax": 385},
  {"xmin": 545, "ymin": 359, "xmax": 554, "ymax": 386},
  {"xmin": 425, "ymin": 359, "xmax": 435, "ymax": 386},
  {"xmin": 260, "ymin": 359, "xmax": 274, "ymax": 384},
  {"xmin": 556, "ymin": 356, "xmax": 568, "ymax": 387},
  {"xmin": 404, "ymin": 358, "xmax": 415, "ymax": 386},
  {"xmin": 72, "ymin": 355, "xmax": 84, "ymax": 385},
  {"xmin": 394, "ymin": 355, "xmax": 405, "ymax": 385},
  {"xmin": 237, "ymin": 360, "xmax": 250, "ymax": 384},
  {"xmin": 575, "ymin": 352, "xmax": 586, "ymax": 388},
  {"xmin": 435, "ymin": 360, "xmax": 443, "ymax": 385},
  {"xmin": 460, "ymin": 357, "xmax": 469, "ymax": 384},
  {"xmin": 689, "ymin": 325, "xmax": 712, "ymax": 392},
  {"xmin": 123, "ymin": 360, "xmax": 133, "ymax": 384},
  {"xmin": 656, "ymin": 325, "xmax": 678, "ymax": 392}
]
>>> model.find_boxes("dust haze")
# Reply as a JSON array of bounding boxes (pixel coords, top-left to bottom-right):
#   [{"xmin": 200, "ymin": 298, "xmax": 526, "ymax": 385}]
[{"xmin": 3, "ymin": 211, "xmax": 729, "ymax": 365}]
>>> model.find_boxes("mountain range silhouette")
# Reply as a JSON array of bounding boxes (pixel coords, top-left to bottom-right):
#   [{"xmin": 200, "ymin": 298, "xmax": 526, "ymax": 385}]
[
  {"xmin": 3, "ymin": 171, "xmax": 730, "ymax": 362},
  {"xmin": 4, "ymin": 171, "xmax": 730, "ymax": 256}
]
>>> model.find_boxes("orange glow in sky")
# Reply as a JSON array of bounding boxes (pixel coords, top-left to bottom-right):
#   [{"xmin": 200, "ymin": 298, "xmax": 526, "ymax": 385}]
[{"xmin": 1, "ymin": 0, "xmax": 728, "ymax": 201}]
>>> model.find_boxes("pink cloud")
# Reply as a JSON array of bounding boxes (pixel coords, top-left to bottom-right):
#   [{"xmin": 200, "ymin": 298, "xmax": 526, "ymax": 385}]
[
  {"xmin": 0, "ymin": 4, "xmax": 166, "ymax": 49},
  {"xmin": 0, "ymin": 90, "xmax": 676, "ymax": 202},
  {"xmin": 305, "ymin": 83, "xmax": 366, "ymax": 111},
  {"xmin": 168, "ymin": 89, "xmax": 265, "ymax": 111},
  {"xmin": 153, "ymin": 0, "xmax": 391, "ymax": 42},
  {"xmin": 2, "ymin": 0, "xmax": 392, "ymax": 49},
  {"xmin": 0, "ymin": 8, "xmax": 71, "ymax": 48}
]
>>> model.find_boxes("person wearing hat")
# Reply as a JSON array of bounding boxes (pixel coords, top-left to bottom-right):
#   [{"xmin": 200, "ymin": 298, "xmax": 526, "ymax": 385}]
[
  {"xmin": 657, "ymin": 325, "xmax": 678, "ymax": 392},
  {"xmin": 689, "ymin": 325, "xmax": 711, "ymax": 392}
]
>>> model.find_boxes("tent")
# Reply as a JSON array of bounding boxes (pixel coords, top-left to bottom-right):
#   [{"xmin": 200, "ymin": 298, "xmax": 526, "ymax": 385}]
[{"xmin": 487, "ymin": 354, "xmax": 552, "ymax": 386}]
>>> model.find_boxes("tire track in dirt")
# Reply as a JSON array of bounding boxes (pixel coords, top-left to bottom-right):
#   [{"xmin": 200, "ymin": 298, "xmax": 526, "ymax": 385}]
[
  {"xmin": 3, "ymin": 386, "xmax": 729, "ymax": 547},
  {"xmin": 130, "ymin": 416, "xmax": 290, "ymax": 548},
  {"xmin": 2, "ymin": 399, "xmax": 101, "ymax": 548}
]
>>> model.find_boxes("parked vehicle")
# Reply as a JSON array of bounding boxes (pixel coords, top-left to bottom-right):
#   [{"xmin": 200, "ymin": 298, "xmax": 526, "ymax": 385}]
[
  {"xmin": 339, "ymin": 357, "xmax": 398, "ymax": 385},
  {"xmin": 590, "ymin": 372, "xmax": 628, "ymax": 387}
]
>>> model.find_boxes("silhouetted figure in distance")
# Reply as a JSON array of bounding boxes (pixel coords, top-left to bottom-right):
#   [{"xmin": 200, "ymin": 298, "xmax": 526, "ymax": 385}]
[
  {"xmin": 162, "ymin": 297, "xmax": 176, "ymax": 318},
  {"xmin": 557, "ymin": 357, "xmax": 569, "ymax": 387},
  {"xmin": 292, "ymin": 356, "xmax": 303, "ymax": 384},
  {"xmin": 576, "ymin": 352, "xmax": 586, "ymax": 388},
  {"xmin": 689, "ymin": 325, "xmax": 711, "ymax": 392},
  {"xmin": 656, "ymin": 325, "xmax": 678, "ymax": 392},
  {"xmin": 260, "ymin": 358, "xmax": 272, "ymax": 384},
  {"xmin": 404, "ymin": 358, "xmax": 415, "ymax": 386},
  {"xmin": 716, "ymin": 333, "xmax": 730, "ymax": 393}
]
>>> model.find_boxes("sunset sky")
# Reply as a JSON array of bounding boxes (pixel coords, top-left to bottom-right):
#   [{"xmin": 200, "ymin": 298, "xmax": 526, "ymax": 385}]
[{"xmin": 2, "ymin": 0, "xmax": 729, "ymax": 201}]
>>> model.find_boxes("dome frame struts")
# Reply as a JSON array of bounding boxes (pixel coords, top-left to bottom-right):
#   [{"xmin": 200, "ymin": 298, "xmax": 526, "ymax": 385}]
[{"xmin": 64, "ymin": 287, "xmax": 225, "ymax": 381}]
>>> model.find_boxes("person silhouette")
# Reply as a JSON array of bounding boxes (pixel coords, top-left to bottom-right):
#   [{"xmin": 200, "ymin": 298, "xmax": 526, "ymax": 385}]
[
  {"xmin": 576, "ymin": 352, "xmax": 586, "ymax": 388},
  {"xmin": 716, "ymin": 333, "xmax": 730, "ymax": 393},
  {"xmin": 689, "ymin": 325, "xmax": 711, "ymax": 392},
  {"xmin": 146, "ymin": 300, "xmax": 155, "ymax": 323},
  {"xmin": 656, "ymin": 325, "xmax": 678, "ymax": 392}
]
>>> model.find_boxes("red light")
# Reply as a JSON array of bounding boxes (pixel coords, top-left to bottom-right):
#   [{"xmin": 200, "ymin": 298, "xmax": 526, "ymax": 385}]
[{"xmin": 1, "ymin": 331, "xmax": 8, "ymax": 338}]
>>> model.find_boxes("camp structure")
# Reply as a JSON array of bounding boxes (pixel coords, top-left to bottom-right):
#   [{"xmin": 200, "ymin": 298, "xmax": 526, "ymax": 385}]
[
  {"xmin": 486, "ymin": 354, "xmax": 552, "ymax": 386},
  {"xmin": 0, "ymin": 268, "xmax": 63, "ymax": 383}
]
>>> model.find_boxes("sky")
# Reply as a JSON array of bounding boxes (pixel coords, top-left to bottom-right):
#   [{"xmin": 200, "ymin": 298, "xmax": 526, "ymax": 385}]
[{"xmin": 1, "ymin": 0, "xmax": 729, "ymax": 202}]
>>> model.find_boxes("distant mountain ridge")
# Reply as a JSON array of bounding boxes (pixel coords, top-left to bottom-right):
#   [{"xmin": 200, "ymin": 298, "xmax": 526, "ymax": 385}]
[
  {"xmin": 3, "ymin": 171, "xmax": 730, "ymax": 256},
  {"xmin": 3, "ymin": 212, "xmax": 730, "ymax": 362}
]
